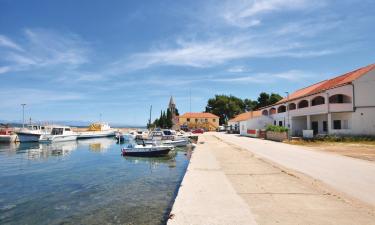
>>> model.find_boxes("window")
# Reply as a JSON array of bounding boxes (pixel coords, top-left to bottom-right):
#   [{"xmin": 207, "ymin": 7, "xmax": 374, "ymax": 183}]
[
  {"xmin": 213, "ymin": 119, "xmax": 216, "ymax": 122},
  {"xmin": 205, "ymin": 118, "xmax": 208, "ymax": 122},
  {"xmin": 279, "ymin": 121, "xmax": 283, "ymax": 126},
  {"xmin": 65, "ymin": 128, "xmax": 71, "ymax": 131},
  {"xmin": 195, "ymin": 119, "xmax": 198, "ymax": 122},
  {"xmin": 274, "ymin": 120, "xmax": 276, "ymax": 125},
  {"xmin": 333, "ymin": 120, "xmax": 341, "ymax": 129},
  {"xmin": 187, "ymin": 118, "xmax": 190, "ymax": 122},
  {"xmin": 323, "ymin": 121, "xmax": 327, "ymax": 132}
]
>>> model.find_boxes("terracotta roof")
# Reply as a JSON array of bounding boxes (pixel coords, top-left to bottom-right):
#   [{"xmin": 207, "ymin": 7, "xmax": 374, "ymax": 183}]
[
  {"xmin": 179, "ymin": 112, "xmax": 219, "ymax": 118},
  {"xmin": 228, "ymin": 111, "xmax": 262, "ymax": 122},
  {"xmin": 275, "ymin": 63, "xmax": 375, "ymax": 105}
]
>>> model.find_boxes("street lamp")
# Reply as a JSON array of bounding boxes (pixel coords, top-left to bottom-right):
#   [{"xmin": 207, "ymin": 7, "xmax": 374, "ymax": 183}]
[{"xmin": 21, "ymin": 104, "xmax": 26, "ymax": 128}]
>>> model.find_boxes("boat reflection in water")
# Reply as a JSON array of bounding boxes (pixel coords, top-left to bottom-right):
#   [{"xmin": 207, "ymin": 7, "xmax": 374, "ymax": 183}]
[
  {"xmin": 77, "ymin": 137, "xmax": 114, "ymax": 152},
  {"xmin": 27, "ymin": 141, "xmax": 78, "ymax": 159}
]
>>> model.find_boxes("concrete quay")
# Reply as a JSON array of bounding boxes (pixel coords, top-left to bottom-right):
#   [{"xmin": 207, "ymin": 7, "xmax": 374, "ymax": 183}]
[{"xmin": 168, "ymin": 133, "xmax": 375, "ymax": 225}]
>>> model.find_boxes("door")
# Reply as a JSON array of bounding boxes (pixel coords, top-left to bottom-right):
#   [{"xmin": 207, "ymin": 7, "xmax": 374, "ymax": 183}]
[{"xmin": 311, "ymin": 121, "xmax": 319, "ymax": 135}]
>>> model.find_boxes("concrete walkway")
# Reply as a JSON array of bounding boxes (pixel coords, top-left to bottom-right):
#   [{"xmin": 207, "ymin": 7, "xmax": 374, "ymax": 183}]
[
  {"xmin": 214, "ymin": 132, "xmax": 375, "ymax": 207},
  {"xmin": 169, "ymin": 134, "xmax": 375, "ymax": 225},
  {"xmin": 168, "ymin": 135, "xmax": 258, "ymax": 225}
]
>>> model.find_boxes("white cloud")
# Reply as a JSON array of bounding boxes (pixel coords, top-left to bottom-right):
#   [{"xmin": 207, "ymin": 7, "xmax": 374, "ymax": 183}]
[
  {"xmin": 0, "ymin": 88, "xmax": 84, "ymax": 108},
  {"xmin": 213, "ymin": 70, "xmax": 315, "ymax": 83},
  {"xmin": 220, "ymin": 0, "xmax": 322, "ymax": 28},
  {"xmin": 0, "ymin": 66, "xmax": 11, "ymax": 74},
  {"xmin": 0, "ymin": 29, "xmax": 89, "ymax": 74},
  {"xmin": 0, "ymin": 35, "xmax": 24, "ymax": 51}
]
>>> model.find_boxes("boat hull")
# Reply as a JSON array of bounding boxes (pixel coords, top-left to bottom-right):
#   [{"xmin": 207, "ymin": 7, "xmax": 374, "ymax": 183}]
[
  {"xmin": 0, "ymin": 134, "xmax": 18, "ymax": 143},
  {"xmin": 39, "ymin": 135, "xmax": 78, "ymax": 143},
  {"xmin": 78, "ymin": 130, "xmax": 116, "ymax": 139},
  {"xmin": 16, "ymin": 132, "xmax": 41, "ymax": 142},
  {"xmin": 121, "ymin": 146, "xmax": 172, "ymax": 157}
]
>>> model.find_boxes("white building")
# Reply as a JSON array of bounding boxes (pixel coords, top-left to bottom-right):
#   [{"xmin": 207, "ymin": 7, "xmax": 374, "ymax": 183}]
[{"xmin": 257, "ymin": 63, "xmax": 375, "ymax": 137}]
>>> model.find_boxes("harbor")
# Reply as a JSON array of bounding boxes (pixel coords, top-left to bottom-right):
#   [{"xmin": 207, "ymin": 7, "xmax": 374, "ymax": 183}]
[
  {"xmin": 0, "ymin": 137, "xmax": 192, "ymax": 225},
  {"xmin": 1, "ymin": 1, "xmax": 375, "ymax": 224}
]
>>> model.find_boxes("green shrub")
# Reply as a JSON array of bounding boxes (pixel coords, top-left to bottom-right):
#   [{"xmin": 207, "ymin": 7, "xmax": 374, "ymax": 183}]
[{"xmin": 266, "ymin": 125, "xmax": 288, "ymax": 133}]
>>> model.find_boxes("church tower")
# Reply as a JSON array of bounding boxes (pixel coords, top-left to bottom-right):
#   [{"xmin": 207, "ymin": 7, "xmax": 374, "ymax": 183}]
[{"xmin": 168, "ymin": 96, "xmax": 179, "ymax": 130}]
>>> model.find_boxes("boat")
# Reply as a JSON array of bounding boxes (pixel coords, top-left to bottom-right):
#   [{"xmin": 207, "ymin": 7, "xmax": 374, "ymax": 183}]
[
  {"xmin": 0, "ymin": 125, "xmax": 18, "ymax": 143},
  {"xmin": 39, "ymin": 126, "xmax": 78, "ymax": 143},
  {"xmin": 143, "ymin": 139, "xmax": 190, "ymax": 147},
  {"xmin": 121, "ymin": 143, "xmax": 173, "ymax": 157},
  {"xmin": 77, "ymin": 122, "xmax": 116, "ymax": 139},
  {"xmin": 16, "ymin": 124, "xmax": 51, "ymax": 142}
]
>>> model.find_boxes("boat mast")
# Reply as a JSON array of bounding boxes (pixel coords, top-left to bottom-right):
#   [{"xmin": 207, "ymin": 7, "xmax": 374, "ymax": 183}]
[{"xmin": 148, "ymin": 105, "xmax": 152, "ymax": 129}]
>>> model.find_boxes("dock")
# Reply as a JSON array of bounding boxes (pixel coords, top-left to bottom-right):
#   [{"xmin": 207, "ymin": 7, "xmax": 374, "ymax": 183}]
[{"xmin": 168, "ymin": 133, "xmax": 375, "ymax": 225}]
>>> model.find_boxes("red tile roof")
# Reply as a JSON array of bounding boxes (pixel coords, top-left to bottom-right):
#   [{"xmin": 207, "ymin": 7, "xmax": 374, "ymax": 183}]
[
  {"xmin": 228, "ymin": 111, "xmax": 262, "ymax": 122},
  {"xmin": 275, "ymin": 63, "xmax": 375, "ymax": 105},
  {"xmin": 179, "ymin": 112, "xmax": 219, "ymax": 118}
]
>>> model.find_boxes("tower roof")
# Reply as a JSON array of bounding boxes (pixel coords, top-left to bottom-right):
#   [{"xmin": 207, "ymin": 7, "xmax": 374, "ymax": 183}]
[{"xmin": 169, "ymin": 96, "xmax": 175, "ymax": 106}]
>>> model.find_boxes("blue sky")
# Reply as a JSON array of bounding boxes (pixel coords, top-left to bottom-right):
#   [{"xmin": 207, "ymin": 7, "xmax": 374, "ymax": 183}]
[{"xmin": 1, "ymin": 0, "xmax": 374, "ymax": 126}]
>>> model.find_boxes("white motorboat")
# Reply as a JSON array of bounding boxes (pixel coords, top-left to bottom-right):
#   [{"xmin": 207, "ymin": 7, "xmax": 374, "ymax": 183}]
[
  {"xmin": 121, "ymin": 143, "xmax": 173, "ymax": 157},
  {"xmin": 0, "ymin": 126, "xmax": 18, "ymax": 143},
  {"xmin": 16, "ymin": 125, "xmax": 51, "ymax": 142},
  {"xmin": 143, "ymin": 139, "xmax": 189, "ymax": 147},
  {"xmin": 39, "ymin": 126, "xmax": 78, "ymax": 143},
  {"xmin": 77, "ymin": 122, "xmax": 116, "ymax": 139}
]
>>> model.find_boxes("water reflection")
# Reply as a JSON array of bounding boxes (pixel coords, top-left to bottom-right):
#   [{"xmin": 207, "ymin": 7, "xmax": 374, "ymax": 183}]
[{"xmin": 0, "ymin": 137, "xmax": 190, "ymax": 225}]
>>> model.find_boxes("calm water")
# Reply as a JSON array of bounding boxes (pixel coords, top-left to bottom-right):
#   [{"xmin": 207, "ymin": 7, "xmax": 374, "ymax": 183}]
[{"xmin": 0, "ymin": 138, "xmax": 191, "ymax": 225}]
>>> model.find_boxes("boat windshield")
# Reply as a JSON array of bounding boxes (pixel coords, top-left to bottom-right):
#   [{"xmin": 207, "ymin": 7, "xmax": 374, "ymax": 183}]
[
  {"xmin": 51, "ymin": 128, "xmax": 64, "ymax": 135},
  {"xmin": 163, "ymin": 130, "xmax": 172, "ymax": 135}
]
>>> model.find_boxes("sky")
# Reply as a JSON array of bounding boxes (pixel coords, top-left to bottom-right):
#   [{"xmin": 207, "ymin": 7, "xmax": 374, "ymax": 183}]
[{"xmin": 0, "ymin": 0, "xmax": 374, "ymax": 126}]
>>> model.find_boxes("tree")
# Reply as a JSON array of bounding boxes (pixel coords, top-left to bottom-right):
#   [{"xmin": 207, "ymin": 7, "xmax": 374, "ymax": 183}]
[
  {"xmin": 256, "ymin": 92, "xmax": 270, "ymax": 109},
  {"xmin": 269, "ymin": 93, "xmax": 283, "ymax": 105},
  {"xmin": 244, "ymin": 98, "xmax": 257, "ymax": 111},
  {"xmin": 205, "ymin": 95, "xmax": 245, "ymax": 125}
]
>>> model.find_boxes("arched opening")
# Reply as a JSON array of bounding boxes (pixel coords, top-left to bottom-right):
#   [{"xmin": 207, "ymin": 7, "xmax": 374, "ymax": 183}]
[
  {"xmin": 269, "ymin": 108, "xmax": 276, "ymax": 115},
  {"xmin": 277, "ymin": 105, "xmax": 286, "ymax": 113},
  {"xmin": 298, "ymin": 100, "xmax": 309, "ymax": 109},
  {"xmin": 288, "ymin": 103, "xmax": 296, "ymax": 110},
  {"xmin": 262, "ymin": 110, "xmax": 269, "ymax": 116},
  {"xmin": 329, "ymin": 94, "xmax": 351, "ymax": 103},
  {"xmin": 311, "ymin": 96, "xmax": 325, "ymax": 106}
]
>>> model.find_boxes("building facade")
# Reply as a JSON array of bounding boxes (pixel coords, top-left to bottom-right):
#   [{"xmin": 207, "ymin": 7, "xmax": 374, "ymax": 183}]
[
  {"xmin": 257, "ymin": 63, "xmax": 375, "ymax": 137},
  {"xmin": 178, "ymin": 112, "xmax": 219, "ymax": 131}
]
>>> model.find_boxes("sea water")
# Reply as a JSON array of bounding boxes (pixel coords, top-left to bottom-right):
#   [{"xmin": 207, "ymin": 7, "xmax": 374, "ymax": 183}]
[{"xmin": 0, "ymin": 138, "xmax": 191, "ymax": 225}]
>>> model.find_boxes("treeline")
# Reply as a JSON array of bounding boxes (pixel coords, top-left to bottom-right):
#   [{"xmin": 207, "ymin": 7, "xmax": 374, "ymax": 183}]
[
  {"xmin": 149, "ymin": 108, "xmax": 179, "ymax": 129},
  {"xmin": 205, "ymin": 92, "xmax": 282, "ymax": 125}
]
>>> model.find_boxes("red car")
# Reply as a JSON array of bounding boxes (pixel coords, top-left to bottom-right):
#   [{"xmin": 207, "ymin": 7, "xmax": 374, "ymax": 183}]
[{"xmin": 192, "ymin": 128, "xmax": 204, "ymax": 134}]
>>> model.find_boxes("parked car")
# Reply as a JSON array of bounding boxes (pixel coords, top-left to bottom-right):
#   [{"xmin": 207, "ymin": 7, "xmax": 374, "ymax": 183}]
[
  {"xmin": 192, "ymin": 128, "xmax": 204, "ymax": 134},
  {"xmin": 217, "ymin": 126, "xmax": 226, "ymax": 132}
]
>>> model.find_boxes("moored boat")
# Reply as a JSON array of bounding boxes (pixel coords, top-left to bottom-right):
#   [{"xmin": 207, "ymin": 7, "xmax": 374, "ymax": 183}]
[
  {"xmin": 77, "ymin": 122, "xmax": 116, "ymax": 139},
  {"xmin": 0, "ymin": 125, "xmax": 18, "ymax": 143},
  {"xmin": 39, "ymin": 126, "xmax": 78, "ymax": 143},
  {"xmin": 121, "ymin": 143, "xmax": 173, "ymax": 157},
  {"xmin": 16, "ymin": 125, "xmax": 51, "ymax": 142}
]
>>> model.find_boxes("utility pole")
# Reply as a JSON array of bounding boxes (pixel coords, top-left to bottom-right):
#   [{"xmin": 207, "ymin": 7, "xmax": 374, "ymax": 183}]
[
  {"xmin": 21, "ymin": 104, "xmax": 26, "ymax": 128},
  {"xmin": 148, "ymin": 105, "xmax": 152, "ymax": 129}
]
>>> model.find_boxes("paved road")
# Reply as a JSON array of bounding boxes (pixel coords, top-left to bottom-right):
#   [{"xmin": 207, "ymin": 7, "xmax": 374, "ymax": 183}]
[
  {"xmin": 168, "ymin": 135, "xmax": 258, "ymax": 225},
  {"xmin": 214, "ymin": 133, "xmax": 375, "ymax": 207}
]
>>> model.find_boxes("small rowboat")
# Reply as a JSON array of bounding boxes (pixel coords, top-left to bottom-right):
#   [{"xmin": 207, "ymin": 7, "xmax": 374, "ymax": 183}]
[{"xmin": 121, "ymin": 143, "xmax": 173, "ymax": 157}]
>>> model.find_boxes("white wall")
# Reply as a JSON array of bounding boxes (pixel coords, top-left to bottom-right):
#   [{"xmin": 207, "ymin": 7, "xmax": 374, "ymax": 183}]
[
  {"xmin": 353, "ymin": 69, "xmax": 375, "ymax": 107},
  {"xmin": 350, "ymin": 108, "xmax": 375, "ymax": 136},
  {"xmin": 239, "ymin": 116, "xmax": 273, "ymax": 136}
]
